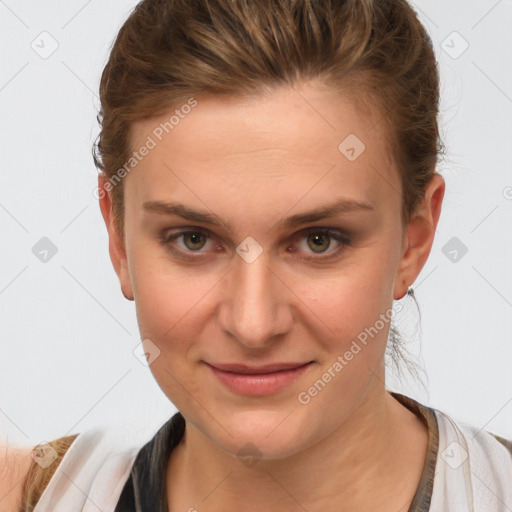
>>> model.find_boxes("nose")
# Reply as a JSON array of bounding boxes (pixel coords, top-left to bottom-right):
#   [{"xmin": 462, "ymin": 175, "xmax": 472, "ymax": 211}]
[{"xmin": 218, "ymin": 248, "xmax": 293, "ymax": 349}]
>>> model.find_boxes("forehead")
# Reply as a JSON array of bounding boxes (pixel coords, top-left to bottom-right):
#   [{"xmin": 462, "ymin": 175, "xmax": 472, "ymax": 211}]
[{"xmin": 126, "ymin": 82, "xmax": 400, "ymax": 223}]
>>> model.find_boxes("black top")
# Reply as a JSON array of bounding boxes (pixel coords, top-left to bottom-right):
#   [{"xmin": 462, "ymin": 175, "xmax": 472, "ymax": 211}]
[{"xmin": 114, "ymin": 392, "xmax": 439, "ymax": 512}]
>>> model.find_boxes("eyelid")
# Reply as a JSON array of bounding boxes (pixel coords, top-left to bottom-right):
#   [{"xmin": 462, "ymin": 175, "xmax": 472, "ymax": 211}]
[
  {"xmin": 290, "ymin": 227, "xmax": 351, "ymax": 260},
  {"xmin": 159, "ymin": 226, "xmax": 351, "ymax": 261},
  {"xmin": 159, "ymin": 227, "xmax": 220, "ymax": 253}
]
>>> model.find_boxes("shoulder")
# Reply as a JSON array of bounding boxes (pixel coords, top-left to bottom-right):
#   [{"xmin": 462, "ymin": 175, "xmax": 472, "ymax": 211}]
[
  {"xmin": 31, "ymin": 427, "xmax": 142, "ymax": 512},
  {"xmin": 488, "ymin": 431, "xmax": 512, "ymax": 455},
  {"xmin": 1, "ymin": 427, "xmax": 142, "ymax": 512},
  {"xmin": 22, "ymin": 432, "xmax": 80, "ymax": 511},
  {"xmin": 0, "ymin": 433, "xmax": 80, "ymax": 512},
  {"xmin": 432, "ymin": 409, "xmax": 512, "ymax": 510},
  {"xmin": 0, "ymin": 442, "xmax": 36, "ymax": 512},
  {"xmin": 435, "ymin": 409, "xmax": 512, "ymax": 465}
]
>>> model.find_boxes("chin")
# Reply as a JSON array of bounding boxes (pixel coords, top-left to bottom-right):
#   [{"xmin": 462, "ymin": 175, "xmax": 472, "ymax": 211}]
[{"xmin": 213, "ymin": 409, "xmax": 312, "ymax": 461}]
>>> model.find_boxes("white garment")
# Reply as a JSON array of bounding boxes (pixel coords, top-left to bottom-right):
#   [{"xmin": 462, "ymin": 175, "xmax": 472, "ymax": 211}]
[
  {"xmin": 33, "ymin": 428, "xmax": 140, "ymax": 512},
  {"xmin": 430, "ymin": 411, "xmax": 512, "ymax": 511},
  {"xmin": 32, "ymin": 409, "xmax": 512, "ymax": 512}
]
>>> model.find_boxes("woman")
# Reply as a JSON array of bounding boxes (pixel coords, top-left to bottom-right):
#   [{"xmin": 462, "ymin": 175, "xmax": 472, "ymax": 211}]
[{"xmin": 3, "ymin": 0, "xmax": 511, "ymax": 511}]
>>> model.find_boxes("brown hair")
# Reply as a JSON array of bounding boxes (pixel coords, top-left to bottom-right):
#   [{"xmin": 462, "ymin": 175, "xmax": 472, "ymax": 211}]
[
  {"xmin": 21, "ymin": 434, "xmax": 78, "ymax": 512},
  {"xmin": 93, "ymin": 0, "xmax": 444, "ymax": 244}
]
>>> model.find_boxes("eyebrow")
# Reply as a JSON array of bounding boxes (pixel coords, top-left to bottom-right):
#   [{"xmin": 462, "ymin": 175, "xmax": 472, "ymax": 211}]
[{"xmin": 142, "ymin": 197, "xmax": 375, "ymax": 231}]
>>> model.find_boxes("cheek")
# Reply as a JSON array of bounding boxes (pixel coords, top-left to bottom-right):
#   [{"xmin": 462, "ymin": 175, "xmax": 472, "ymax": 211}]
[
  {"xmin": 128, "ymin": 241, "xmax": 189, "ymax": 330},
  {"xmin": 130, "ymin": 249, "xmax": 220, "ymax": 364},
  {"xmin": 131, "ymin": 264, "xmax": 209, "ymax": 408},
  {"xmin": 286, "ymin": 261, "xmax": 394, "ymax": 412},
  {"xmin": 133, "ymin": 272, "xmax": 200, "ymax": 349},
  {"xmin": 295, "ymin": 289, "xmax": 392, "ymax": 425},
  {"xmin": 288, "ymin": 255, "xmax": 393, "ymax": 346}
]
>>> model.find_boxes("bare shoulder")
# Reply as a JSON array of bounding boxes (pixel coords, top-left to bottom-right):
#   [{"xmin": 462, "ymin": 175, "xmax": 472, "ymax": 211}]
[{"xmin": 0, "ymin": 442, "xmax": 34, "ymax": 511}]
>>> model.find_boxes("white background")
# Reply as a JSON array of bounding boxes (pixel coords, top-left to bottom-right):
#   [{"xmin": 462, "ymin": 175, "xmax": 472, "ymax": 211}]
[{"xmin": 1, "ymin": 0, "xmax": 511, "ymax": 448}]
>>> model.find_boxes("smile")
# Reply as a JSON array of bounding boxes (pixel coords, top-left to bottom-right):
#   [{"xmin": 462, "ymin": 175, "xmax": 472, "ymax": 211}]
[{"xmin": 205, "ymin": 361, "xmax": 314, "ymax": 396}]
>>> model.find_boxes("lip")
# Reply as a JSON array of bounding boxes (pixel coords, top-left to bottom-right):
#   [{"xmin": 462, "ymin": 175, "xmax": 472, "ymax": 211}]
[
  {"xmin": 208, "ymin": 361, "xmax": 313, "ymax": 374},
  {"xmin": 205, "ymin": 361, "xmax": 314, "ymax": 396}
]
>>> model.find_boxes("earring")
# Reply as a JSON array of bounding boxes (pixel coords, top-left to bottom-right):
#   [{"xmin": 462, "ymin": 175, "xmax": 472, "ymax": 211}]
[{"xmin": 397, "ymin": 284, "xmax": 414, "ymax": 300}]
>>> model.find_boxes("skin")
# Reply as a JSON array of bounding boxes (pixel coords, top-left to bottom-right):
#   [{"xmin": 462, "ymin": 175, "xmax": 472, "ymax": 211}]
[
  {"xmin": 99, "ymin": 79, "xmax": 444, "ymax": 511},
  {"xmin": 0, "ymin": 443, "xmax": 33, "ymax": 510}
]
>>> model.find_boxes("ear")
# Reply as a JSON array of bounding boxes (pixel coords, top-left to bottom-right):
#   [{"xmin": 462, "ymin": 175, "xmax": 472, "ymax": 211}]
[
  {"xmin": 394, "ymin": 173, "xmax": 445, "ymax": 300},
  {"xmin": 98, "ymin": 174, "xmax": 134, "ymax": 301}
]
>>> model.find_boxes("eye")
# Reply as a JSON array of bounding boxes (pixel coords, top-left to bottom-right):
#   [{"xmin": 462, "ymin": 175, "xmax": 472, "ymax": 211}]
[
  {"xmin": 158, "ymin": 227, "xmax": 351, "ymax": 262},
  {"xmin": 159, "ymin": 228, "xmax": 217, "ymax": 260},
  {"xmin": 289, "ymin": 228, "xmax": 351, "ymax": 260}
]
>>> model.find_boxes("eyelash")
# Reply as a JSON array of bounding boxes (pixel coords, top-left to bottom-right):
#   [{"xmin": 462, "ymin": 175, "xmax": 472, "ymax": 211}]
[{"xmin": 158, "ymin": 227, "xmax": 352, "ymax": 262}]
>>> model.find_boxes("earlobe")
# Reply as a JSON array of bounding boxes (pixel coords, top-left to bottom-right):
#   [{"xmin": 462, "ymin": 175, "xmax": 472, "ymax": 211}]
[
  {"xmin": 97, "ymin": 174, "xmax": 134, "ymax": 301},
  {"xmin": 393, "ymin": 173, "xmax": 445, "ymax": 300},
  {"xmin": 119, "ymin": 261, "xmax": 134, "ymax": 301}
]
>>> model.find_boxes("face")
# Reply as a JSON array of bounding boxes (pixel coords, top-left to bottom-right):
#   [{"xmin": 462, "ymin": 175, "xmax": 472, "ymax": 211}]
[{"xmin": 100, "ymin": 79, "xmax": 443, "ymax": 460}]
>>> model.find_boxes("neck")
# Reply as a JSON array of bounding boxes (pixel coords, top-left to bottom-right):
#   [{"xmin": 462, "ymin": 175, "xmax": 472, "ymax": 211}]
[{"xmin": 166, "ymin": 377, "xmax": 428, "ymax": 512}]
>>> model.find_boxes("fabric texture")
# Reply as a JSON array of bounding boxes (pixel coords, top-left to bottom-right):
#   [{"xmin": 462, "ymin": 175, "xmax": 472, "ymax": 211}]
[
  {"xmin": 30, "ymin": 392, "xmax": 512, "ymax": 511},
  {"xmin": 32, "ymin": 428, "xmax": 139, "ymax": 512}
]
